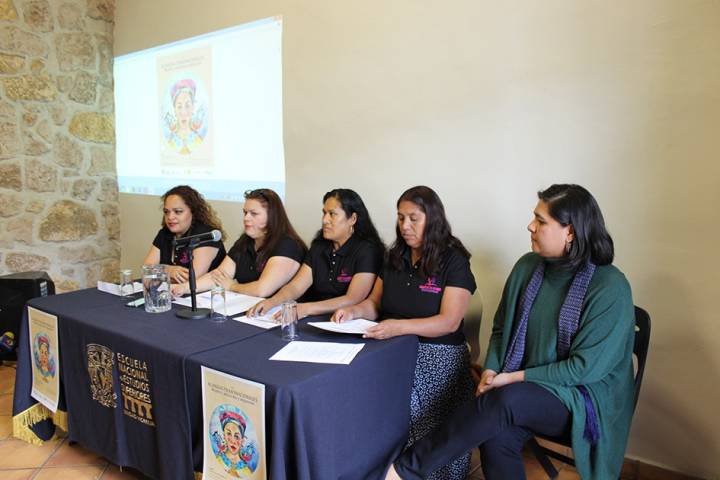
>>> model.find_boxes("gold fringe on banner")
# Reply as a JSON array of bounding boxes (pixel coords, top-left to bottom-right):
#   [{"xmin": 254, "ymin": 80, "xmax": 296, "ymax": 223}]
[
  {"xmin": 12, "ymin": 403, "xmax": 68, "ymax": 445},
  {"xmin": 194, "ymin": 471, "xmax": 204, "ymax": 480}
]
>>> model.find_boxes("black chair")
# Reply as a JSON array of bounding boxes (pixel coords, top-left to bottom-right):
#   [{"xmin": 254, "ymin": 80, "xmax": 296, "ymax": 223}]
[{"xmin": 527, "ymin": 305, "xmax": 651, "ymax": 478}]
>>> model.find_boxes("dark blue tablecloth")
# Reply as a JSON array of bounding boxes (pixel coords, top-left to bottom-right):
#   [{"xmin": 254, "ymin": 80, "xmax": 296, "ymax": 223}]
[
  {"xmin": 13, "ymin": 289, "xmax": 270, "ymax": 480},
  {"xmin": 185, "ymin": 319, "xmax": 419, "ymax": 480},
  {"xmin": 14, "ymin": 291, "xmax": 419, "ymax": 480}
]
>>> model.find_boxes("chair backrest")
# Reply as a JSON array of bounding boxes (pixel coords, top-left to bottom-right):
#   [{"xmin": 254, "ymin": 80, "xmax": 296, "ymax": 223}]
[{"xmin": 632, "ymin": 306, "xmax": 651, "ymax": 411}]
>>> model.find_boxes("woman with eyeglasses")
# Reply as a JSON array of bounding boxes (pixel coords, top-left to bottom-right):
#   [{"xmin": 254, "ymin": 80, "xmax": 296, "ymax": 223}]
[
  {"xmin": 247, "ymin": 188, "xmax": 384, "ymax": 320},
  {"xmin": 332, "ymin": 186, "xmax": 477, "ymax": 480},
  {"xmin": 384, "ymin": 184, "xmax": 635, "ymax": 480},
  {"xmin": 172, "ymin": 189, "xmax": 306, "ymax": 297},
  {"xmin": 144, "ymin": 185, "xmax": 226, "ymax": 284}
]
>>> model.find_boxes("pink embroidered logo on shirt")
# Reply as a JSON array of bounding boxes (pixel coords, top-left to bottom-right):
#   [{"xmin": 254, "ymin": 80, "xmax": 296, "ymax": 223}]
[
  {"xmin": 177, "ymin": 250, "xmax": 189, "ymax": 265},
  {"xmin": 419, "ymin": 277, "xmax": 442, "ymax": 294},
  {"xmin": 336, "ymin": 269, "xmax": 353, "ymax": 283}
]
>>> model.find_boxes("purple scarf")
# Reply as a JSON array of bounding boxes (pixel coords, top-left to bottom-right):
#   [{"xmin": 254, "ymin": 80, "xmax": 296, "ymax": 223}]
[{"xmin": 501, "ymin": 260, "xmax": 600, "ymax": 445}]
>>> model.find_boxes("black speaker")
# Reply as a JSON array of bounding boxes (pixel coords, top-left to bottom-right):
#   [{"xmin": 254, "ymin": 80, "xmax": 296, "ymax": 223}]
[{"xmin": 0, "ymin": 271, "xmax": 55, "ymax": 361}]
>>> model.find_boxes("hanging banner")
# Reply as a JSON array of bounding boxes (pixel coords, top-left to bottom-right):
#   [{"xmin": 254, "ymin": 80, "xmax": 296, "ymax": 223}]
[
  {"xmin": 28, "ymin": 307, "xmax": 60, "ymax": 412},
  {"xmin": 202, "ymin": 366, "xmax": 266, "ymax": 479}
]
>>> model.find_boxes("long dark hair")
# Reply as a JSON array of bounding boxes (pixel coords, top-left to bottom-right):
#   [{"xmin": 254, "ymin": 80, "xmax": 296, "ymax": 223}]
[
  {"xmin": 233, "ymin": 189, "xmax": 307, "ymax": 267},
  {"xmin": 312, "ymin": 188, "xmax": 384, "ymax": 248},
  {"xmin": 161, "ymin": 185, "xmax": 226, "ymax": 240},
  {"xmin": 538, "ymin": 184, "xmax": 614, "ymax": 271},
  {"xmin": 388, "ymin": 186, "xmax": 470, "ymax": 278}
]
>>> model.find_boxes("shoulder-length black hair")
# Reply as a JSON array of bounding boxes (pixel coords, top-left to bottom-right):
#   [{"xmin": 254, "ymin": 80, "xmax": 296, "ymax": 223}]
[
  {"xmin": 538, "ymin": 184, "xmax": 614, "ymax": 271},
  {"xmin": 312, "ymin": 188, "xmax": 384, "ymax": 248},
  {"xmin": 233, "ymin": 189, "xmax": 307, "ymax": 267},
  {"xmin": 388, "ymin": 186, "xmax": 470, "ymax": 278},
  {"xmin": 161, "ymin": 185, "xmax": 226, "ymax": 240}
]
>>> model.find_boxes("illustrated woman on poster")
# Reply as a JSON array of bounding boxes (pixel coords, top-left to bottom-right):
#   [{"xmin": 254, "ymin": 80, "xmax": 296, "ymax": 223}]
[
  {"xmin": 33, "ymin": 334, "xmax": 56, "ymax": 381},
  {"xmin": 163, "ymin": 78, "xmax": 208, "ymax": 154},
  {"xmin": 211, "ymin": 407, "xmax": 259, "ymax": 477}
]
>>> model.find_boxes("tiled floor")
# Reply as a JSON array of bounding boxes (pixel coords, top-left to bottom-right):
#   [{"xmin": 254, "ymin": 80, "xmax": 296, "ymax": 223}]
[{"xmin": 0, "ymin": 361, "xmax": 649, "ymax": 480}]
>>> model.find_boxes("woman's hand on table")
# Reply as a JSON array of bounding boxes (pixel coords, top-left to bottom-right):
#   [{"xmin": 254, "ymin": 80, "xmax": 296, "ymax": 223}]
[
  {"xmin": 330, "ymin": 308, "xmax": 354, "ymax": 323},
  {"xmin": 363, "ymin": 319, "xmax": 404, "ymax": 340},
  {"xmin": 166, "ymin": 265, "xmax": 189, "ymax": 284},
  {"xmin": 170, "ymin": 282, "xmax": 189, "ymax": 297},
  {"xmin": 248, "ymin": 299, "xmax": 277, "ymax": 318},
  {"xmin": 210, "ymin": 268, "xmax": 237, "ymax": 291}
]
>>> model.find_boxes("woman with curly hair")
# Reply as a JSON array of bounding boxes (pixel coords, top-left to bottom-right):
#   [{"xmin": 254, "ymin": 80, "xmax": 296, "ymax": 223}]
[{"xmin": 143, "ymin": 185, "xmax": 226, "ymax": 283}]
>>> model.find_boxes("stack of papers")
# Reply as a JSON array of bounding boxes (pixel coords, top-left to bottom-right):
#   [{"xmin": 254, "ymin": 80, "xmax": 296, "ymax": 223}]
[
  {"xmin": 97, "ymin": 281, "xmax": 143, "ymax": 296},
  {"xmin": 307, "ymin": 319, "xmax": 378, "ymax": 335},
  {"xmin": 270, "ymin": 341, "xmax": 365, "ymax": 365},
  {"xmin": 173, "ymin": 291, "xmax": 265, "ymax": 316}
]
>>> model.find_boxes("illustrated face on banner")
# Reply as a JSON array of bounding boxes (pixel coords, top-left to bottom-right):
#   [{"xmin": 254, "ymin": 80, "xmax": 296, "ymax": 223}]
[
  {"xmin": 161, "ymin": 76, "xmax": 209, "ymax": 155},
  {"xmin": 210, "ymin": 405, "xmax": 260, "ymax": 477},
  {"xmin": 32, "ymin": 334, "xmax": 55, "ymax": 379}
]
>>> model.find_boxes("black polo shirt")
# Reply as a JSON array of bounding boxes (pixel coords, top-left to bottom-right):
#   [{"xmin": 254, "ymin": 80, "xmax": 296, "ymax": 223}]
[
  {"xmin": 302, "ymin": 236, "xmax": 383, "ymax": 302},
  {"xmin": 227, "ymin": 235, "xmax": 305, "ymax": 284},
  {"xmin": 152, "ymin": 222, "xmax": 226, "ymax": 271},
  {"xmin": 380, "ymin": 246, "xmax": 476, "ymax": 345}
]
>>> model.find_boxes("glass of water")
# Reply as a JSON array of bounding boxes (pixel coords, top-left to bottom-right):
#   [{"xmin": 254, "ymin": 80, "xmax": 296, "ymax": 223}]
[
  {"xmin": 142, "ymin": 265, "xmax": 171, "ymax": 313},
  {"xmin": 280, "ymin": 301, "xmax": 299, "ymax": 341},
  {"xmin": 119, "ymin": 269, "xmax": 133, "ymax": 299},
  {"xmin": 210, "ymin": 286, "xmax": 227, "ymax": 323}
]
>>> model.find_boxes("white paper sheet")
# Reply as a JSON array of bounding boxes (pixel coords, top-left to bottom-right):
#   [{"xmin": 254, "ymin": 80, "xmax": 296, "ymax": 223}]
[
  {"xmin": 269, "ymin": 341, "xmax": 365, "ymax": 365},
  {"xmin": 233, "ymin": 305, "xmax": 281, "ymax": 329},
  {"xmin": 307, "ymin": 319, "xmax": 378, "ymax": 335},
  {"xmin": 234, "ymin": 315, "xmax": 279, "ymax": 330},
  {"xmin": 173, "ymin": 291, "xmax": 265, "ymax": 316},
  {"xmin": 97, "ymin": 281, "xmax": 143, "ymax": 296}
]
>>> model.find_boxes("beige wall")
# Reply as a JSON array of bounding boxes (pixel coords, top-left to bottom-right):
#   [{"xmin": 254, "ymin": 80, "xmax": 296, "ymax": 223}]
[{"xmin": 115, "ymin": 1, "xmax": 720, "ymax": 478}]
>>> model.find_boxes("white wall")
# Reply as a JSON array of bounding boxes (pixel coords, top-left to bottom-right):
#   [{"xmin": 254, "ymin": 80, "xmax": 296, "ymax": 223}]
[{"xmin": 115, "ymin": 1, "xmax": 720, "ymax": 477}]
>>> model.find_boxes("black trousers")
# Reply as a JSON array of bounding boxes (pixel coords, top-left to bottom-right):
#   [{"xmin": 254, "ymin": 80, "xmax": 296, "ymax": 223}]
[{"xmin": 394, "ymin": 382, "xmax": 571, "ymax": 480}]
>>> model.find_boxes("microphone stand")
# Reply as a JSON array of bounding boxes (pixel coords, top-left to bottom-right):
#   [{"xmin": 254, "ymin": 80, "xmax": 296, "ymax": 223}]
[{"xmin": 175, "ymin": 239, "xmax": 210, "ymax": 320}]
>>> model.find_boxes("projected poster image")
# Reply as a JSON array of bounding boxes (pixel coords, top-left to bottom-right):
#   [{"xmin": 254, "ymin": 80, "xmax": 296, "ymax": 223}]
[
  {"xmin": 157, "ymin": 47, "xmax": 213, "ymax": 170},
  {"xmin": 115, "ymin": 17, "xmax": 286, "ymax": 202}
]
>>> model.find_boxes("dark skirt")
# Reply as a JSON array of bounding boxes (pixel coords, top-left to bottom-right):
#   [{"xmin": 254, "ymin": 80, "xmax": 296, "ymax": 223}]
[{"xmin": 406, "ymin": 343, "xmax": 475, "ymax": 480}]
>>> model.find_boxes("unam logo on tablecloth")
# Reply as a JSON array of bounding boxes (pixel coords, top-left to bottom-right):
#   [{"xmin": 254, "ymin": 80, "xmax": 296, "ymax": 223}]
[
  {"xmin": 86, "ymin": 343, "xmax": 117, "ymax": 408},
  {"xmin": 209, "ymin": 405, "xmax": 260, "ymax": 478}
]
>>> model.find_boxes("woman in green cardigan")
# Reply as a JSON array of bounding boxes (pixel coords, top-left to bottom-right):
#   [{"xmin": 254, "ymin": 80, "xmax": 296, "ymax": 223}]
[{"xmin": 386, "ymin": 184, "xmax": 635, "ymax": 479}]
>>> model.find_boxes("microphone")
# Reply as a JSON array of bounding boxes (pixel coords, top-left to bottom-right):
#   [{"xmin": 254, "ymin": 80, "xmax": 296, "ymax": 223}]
[{"xmin": 173, "ymin": 229, "xmax": 222, "ymax": 248}]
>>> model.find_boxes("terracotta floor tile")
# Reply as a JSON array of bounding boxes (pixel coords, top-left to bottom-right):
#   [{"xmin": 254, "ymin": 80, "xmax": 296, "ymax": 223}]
[
  {"xmin": 0, "ymin": 436, "xmax": 63, "ymax": 469},
  {"xmin": 100, "ymin": 464, "xmax": 149, "ymax": 479},
  {"xmin": 46, "ymin": 440, "xmax": 108, "ymax": 467},
  {"xmin": 0, "ymin": 414, "xmax": 12, "ymax": 440},
  {"xmin": 0, "ymin": 393, "xmax": 13, "ymax": 415},
  {"xmin": 33, "ymin": 465, "xmax": 106, "ymax": 480},
  {"xmin": 0, "ymin": 469, "xmax": 37, "ymax": 480},
  {"xmin": 557, "ymin": 466, "xmax": 582, "ymax": 479},
  {"xmin": 0, "ymin": 365, "xmax": 16, "ymax": 394}
]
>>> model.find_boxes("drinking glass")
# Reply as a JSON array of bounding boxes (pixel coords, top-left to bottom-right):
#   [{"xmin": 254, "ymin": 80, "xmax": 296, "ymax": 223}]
[
  {"xmin": 119, "ymin": 269, "xmax": 133, "ymax": 299},
  {"xmin": 142, "ymin": 265, "xmax": 171, "ymax": 313},
  {"xmin": 210, "ymin": 286, "xmax": 227, "ymax": 323},
  {"xmin": 280, "ymin": 301, "xmax": 299, "ymax": 341}
]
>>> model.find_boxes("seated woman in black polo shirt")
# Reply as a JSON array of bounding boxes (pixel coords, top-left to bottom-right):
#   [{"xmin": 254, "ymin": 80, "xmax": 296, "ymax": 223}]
[
  {"xmin": 332, "ymin": 186, "xmax": 476, "ymax": 480},
  {"xmin": 247, "ymin": 188, "xmax": 383, "ymax": 319},
  {"xmin": 172, "ymin": 189, "xmax": 306, "ymax": 297},
  {"xmin": 143, "ymin": 185, "xmax": 226, "ymax": 284}
]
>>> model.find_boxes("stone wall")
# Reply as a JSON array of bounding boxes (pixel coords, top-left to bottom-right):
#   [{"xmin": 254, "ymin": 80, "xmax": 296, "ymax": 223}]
[{"xmin": 0, "ymin": 0, "xmax": 118, "ymax": 292}]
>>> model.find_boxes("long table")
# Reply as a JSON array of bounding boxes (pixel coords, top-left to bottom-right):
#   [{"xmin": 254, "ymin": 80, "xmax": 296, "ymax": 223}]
[{"xmin": 12, "ymin": 289, "xmax": 418, "ymax": 479}]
